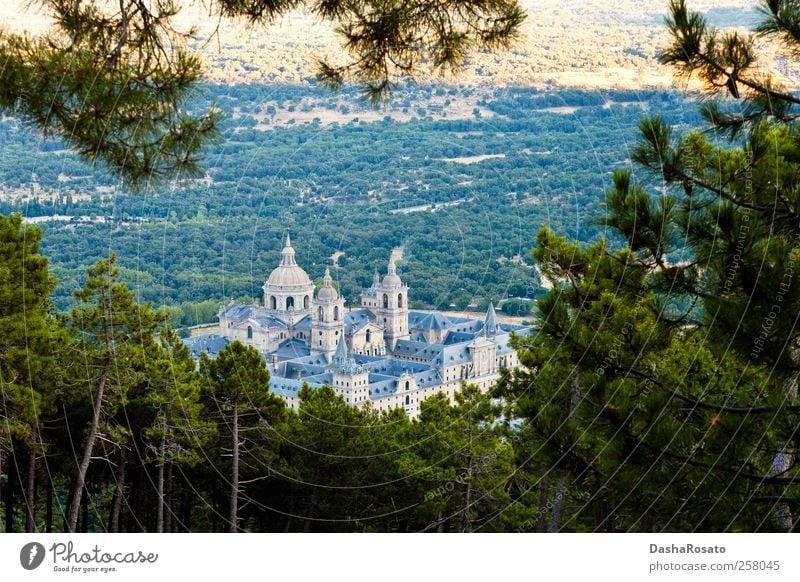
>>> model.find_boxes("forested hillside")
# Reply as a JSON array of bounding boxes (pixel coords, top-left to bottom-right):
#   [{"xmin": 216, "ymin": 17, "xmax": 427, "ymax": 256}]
[{"xmin": 0, "ymin": 85, "xmax": 699, "ymax": 317}]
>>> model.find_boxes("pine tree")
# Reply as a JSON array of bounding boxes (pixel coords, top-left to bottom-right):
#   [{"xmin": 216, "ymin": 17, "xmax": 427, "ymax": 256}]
[
  {"xmin": 0, "ymin": 0, "xmax": 524, "ymax": 187},
  {"xmin": 144, "ymin": 326, "xmax": 214, "ymax": 533},
  {"xmin": 200, "ymin": 340, "xmax": 282, "ymax": 533},
  {"xmin": 497, "ymin": 0, "xmax": 800, "ymax": 534},
  {"xmin": 63, "ymin": 254, "xmax": 164, "ymax": 532},
  {"xmin": 0, "ymin": 214, "xmax": 57, "ymax": 532},
  {"xmin": 406, "ymin": 386, "xmax": 513, "ymax": 533}
]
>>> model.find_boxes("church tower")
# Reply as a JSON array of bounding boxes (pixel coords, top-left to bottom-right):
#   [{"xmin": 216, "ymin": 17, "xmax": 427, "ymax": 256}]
[
  {"xmin": 372, "ymin": 255, "xmax": 409, "ymax": 351},
  {"xmin": 311, "ymin": 267, "xmax": 345, "ymax": 359}
]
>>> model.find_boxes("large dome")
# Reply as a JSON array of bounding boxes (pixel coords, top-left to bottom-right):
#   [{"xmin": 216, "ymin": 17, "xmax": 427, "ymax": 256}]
[
  {"xmin": 265, "ymin": 233, "xmax": 314, "ymax": 291},
  {"xmin": 266, "ymin": 265, "xmax": 313, "ymax": 289}
]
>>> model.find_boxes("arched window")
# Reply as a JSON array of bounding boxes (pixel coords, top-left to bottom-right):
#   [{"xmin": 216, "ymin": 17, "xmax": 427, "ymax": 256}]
[
  {"xmin": 405, "ymin": 381, "xmax": 410, "ymax": 391},
  {"xmin": 270, "ymin": 296, "xmax": 277, "ymax": 310},
  {"xmin": 383, "ymin": 294, "xmax": 388, "ymax": 309},
  {"xmin": 286, "ymin": 297, "xmax": 295, "ymax": 310},
  {"xmin": 318, "ymin": 306, "xmax": 323, "ymax": 321},
  {"xmin": 304, "ymin": 295, "xmax": 309, "ymax": 309},
  {"xmin": 405, "ymin": 395, "xmax": 410, "ymax": 405},
  {"xmin": 334, "ymin": 306, "xmax": 339, "ymax": 321},
  {"xmin": 247, "ymin": 326, "xmax": 253, "ymax": 340},
  {"xmin": 398, "ymin": 293, "xmax": 403, "ymax": 308},
  {"xmin": 365, "ymin": 329, "xmax": 371, "ymax": 343}
]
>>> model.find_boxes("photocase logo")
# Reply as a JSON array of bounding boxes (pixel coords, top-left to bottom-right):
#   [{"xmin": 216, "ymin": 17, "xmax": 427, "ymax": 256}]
[{"xmin": 20, "ymin": 542, "xmax": 46, "ymax": 570}]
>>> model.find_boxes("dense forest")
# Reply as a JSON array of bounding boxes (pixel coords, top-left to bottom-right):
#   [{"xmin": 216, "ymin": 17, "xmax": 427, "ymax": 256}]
[{"xmin": 0, "ymin": 84, "xmax": 699, "ymax": 321}]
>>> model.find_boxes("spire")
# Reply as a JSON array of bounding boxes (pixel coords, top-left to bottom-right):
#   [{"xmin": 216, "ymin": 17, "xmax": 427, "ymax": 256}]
[
  {"xmin": 373, "ymin": 269, "xmax": 380, "ymax": 287},
  {"xmin": 323, "ymin": 266, "xmax": 332, "ymax": 286},
  {"xmin": 331, "ymin": 337, "xmax": 362, "ymax": 374},
  {"xmin": 280, "ymin": 231, "xmax": 296, "ymax": 266},
  {"xmin": 484, "ymin": 303, "xmax": 498, "ymax": 337},
  {"xmin": 332, "ymin": 336, "xmax": 348, "ymax": 366},
  {"xmin": 387, "ymin": 254, "xmax": 397, "ymax": 276}
]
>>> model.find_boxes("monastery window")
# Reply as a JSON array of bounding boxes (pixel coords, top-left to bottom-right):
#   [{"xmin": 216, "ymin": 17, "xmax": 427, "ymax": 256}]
[
  {"xmin": 383, "ymin": 294, "xmax": 388, "ymax": 309},
  {"xmin": 286, "ymin": 297, "xmax": 295, "ymax": 310},
  {"xmin": 398, "ymin": 293, "xmax": 403, "ymax": 308},
  {"xmin": 365, "ymin": 329, "xmax": 371, "ymax": 343},
  {"xmin": 247, "ymin": 326, "xmax": 253, "ymax": 340},
  {"xmin": 334, "ymin": 306, "xmax": 339, "ymax": 321},
  {"xmin": 270, "ymin": 296, "xmax": 277, "ymax": 310},
  {"xmin": 304, "ymin": 295, "xmax": 309, "ymax": 309},
  {"xmin": 405, "ymin": 395, "xmax": 410, "ymax": 406}
]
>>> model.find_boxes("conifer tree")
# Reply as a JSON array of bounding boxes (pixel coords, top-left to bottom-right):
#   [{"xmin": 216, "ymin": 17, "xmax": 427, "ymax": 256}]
[
  {"xmin": 144, "ymin": 326, "xmax": 214, "ymax": 533},
  {"xmin": 200, "ymin": 340, "xmax": 282, "ymax": 532},
  {"xmin": 500, "ymin": 0, "xmax": 800, "ymax": 531},
  {"xmin": 412, "ymin": 386, "xmax": 513, "ymax": 532},
  {"xmin": 0, "ymin": 214, "xmax": 57, "ymax": 532},
  {"xmin": 0, "ymin": 0, "xmax": 524, "ymax": 187},
  {"xmin": 63, "ymin": 254, "xmax": 164, "ymax": 532}
]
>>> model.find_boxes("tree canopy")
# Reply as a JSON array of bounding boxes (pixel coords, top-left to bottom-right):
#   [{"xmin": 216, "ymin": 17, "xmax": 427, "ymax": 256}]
[
  {"xmin": 498, "ymin": 0, "xmax": 800, "ymax": 531},
  {"xmin": 0, "ymin": 0, "xmax": 525, "ymax": 188}
]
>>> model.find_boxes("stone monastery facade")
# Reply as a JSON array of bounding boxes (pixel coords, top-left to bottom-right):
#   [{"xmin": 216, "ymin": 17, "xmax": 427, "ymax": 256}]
[{"xmin": 187, "ymin": 234, "xmax": 533, "ymax": 418}]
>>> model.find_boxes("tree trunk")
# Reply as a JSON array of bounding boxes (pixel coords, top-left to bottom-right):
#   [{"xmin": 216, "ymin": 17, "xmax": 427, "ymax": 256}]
[
  {"xmin": 543, "ymin": 370, "xmax": 580, "ymax": 533},
  {"xmin": 4, "ymin": 455, "xmax": 15, "ymax": 532},
  {"xmin": 535, "ymin": 473, "xmax": 550, "ymax": 533},
  {"xmin": 81, "ymin": 489, "xmax": 89, "ymax": 533},
  {"xmin": 181, "ymin": 488, "xmax": 192, "ymax": 532},
  {"xmin": 25, "ymin": 436, "xmax": 37, "ymax": 533},
  {"xmin": 67, "ymin": 358, "xmax": 111, "ymax": 532},
  {"xmin": 595, "ymin": 493, "xmax": 615, "ymax": 532},
  {"xmin": 164, "ymin": 461, "xmax": 173, "ymax": 534},
  {"xmin": 771, "ymin": 362, "xmax": 798, "ymax": 530},
  {"xmin": 461, "ymin": 479, "xmax": 472, "ymax": 533},
  {"xmin": 229, "ymin": 398, "xmax": 239, "ymax": 533},
  {"xmin": 45, "ymin": 481, "xmax": 53, "ymax": 533},
  {"xmin": 303, "ymin": 466, "xmax": 320, "ymax": 533},
  {"xmin": 63, "ymin": 485, "xmax": 73, "ymax": 532},
  {"xmin": 109, "ymin": 449, "xmax": 127, "ymax": 533},
  {"xmin": 0, "ymin": 447, "xmax": 4, "ymax": 518},
  {"xmin": 547, "ymin": 474, "xmax": 569, "ymax": 532},
  {"xmin": 461, "ymin": 452, "xmax": 474, "ymax": 533},
  {"xmin": 156, "ymin": 436, "xmax": 166, "ymax": 533},
  {"xmin": 282, "ymin": 495, "xmax": 294, "ymax": 533}
]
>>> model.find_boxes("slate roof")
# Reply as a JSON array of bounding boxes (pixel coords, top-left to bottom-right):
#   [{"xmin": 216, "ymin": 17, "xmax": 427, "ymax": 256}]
[
  {"xmin": 271, "ymin": 339, "xmax": 310, "ymax": 360},
  {"xmin": 184, "ymin": 334, "xmax": 230, "ymax": 359},
  {"xmin": 392, "ymin": 340, "xmax": 444, "ymax": 361},
  {"xmin": 413, "ymin": 369, "xmax": 444, "ymax": 388},
  {"xmin": 219, "ymin": 303, "xmax": 256, "ymax": 320},
  {"xmin": 344, "ymin": 309, "xmax": 375, "ymax": 334},
  {"xmin": 409, "ymin": 311, "xmax": 452, "ymax": 331},
  {"xmin": 434, "ymin": 344, "xmax": 472, "ymax": 367}
]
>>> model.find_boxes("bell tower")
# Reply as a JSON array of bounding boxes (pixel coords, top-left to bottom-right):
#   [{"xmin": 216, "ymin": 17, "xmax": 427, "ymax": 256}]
[
  {"xmin": 373, "ymin": 255, "xmax": 409, "ymax": 351},
  {"xmin": 311, "ymin": 267, "xmax": 345, "ymax": 359}
]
